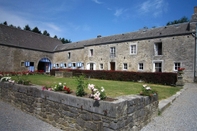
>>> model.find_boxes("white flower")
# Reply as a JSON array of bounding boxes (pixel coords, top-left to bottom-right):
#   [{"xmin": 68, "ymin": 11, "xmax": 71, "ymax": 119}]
[
  {"xmin": 59, "ymin": 83, "xmax": 62, "ymax": 85},
  {"xmin": 94, "ymin": 91, "xmax": 101, "ymax": 100},
  {"xmin": 146, "ymin": 87, "xmax": 151, "ymax": 90},
  {"xmin": 101, "ymin": 87, "xmax": 105, "ymax": 92},
  {"xmin": 143, "ymin": 85, "xmax": 147, "ymax": 88},
  {"xmin": 88, "ymin": 84, "xmax": 95, "ymax": 90},
  {"xmin": 93, "ymin": 88, "xmax": 98, "ymax": 92}
]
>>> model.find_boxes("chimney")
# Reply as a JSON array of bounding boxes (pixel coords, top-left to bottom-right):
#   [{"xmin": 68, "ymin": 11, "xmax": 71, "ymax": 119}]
[
  {"xmin": 191, "ymin": 6, "xmax": 197, "ymax": 22},
  {"xmin": 194, "ymin": 6, "xmax": 197, "ymax": 14}
]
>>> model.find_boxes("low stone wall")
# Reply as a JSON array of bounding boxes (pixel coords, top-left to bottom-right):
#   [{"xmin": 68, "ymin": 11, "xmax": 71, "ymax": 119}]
[{"xmin": 0, "ymin": 82, "xmax": 158, "ymax": 131}]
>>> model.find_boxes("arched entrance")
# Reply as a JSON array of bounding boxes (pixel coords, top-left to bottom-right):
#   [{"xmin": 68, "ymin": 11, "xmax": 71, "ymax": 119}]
[{"xmin": 37, "ymin": 58, "xmax": 51, "ymax": 72}]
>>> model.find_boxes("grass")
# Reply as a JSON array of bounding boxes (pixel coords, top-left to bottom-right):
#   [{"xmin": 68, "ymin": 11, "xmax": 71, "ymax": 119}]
[{"xmin": 11, "ymin": 74, "xmax": 181, "ymax": 101}]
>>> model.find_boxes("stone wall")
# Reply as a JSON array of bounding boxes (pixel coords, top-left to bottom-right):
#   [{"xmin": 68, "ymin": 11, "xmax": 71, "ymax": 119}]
[
  {"xmin": 0, "ymin": 82, "xmax": 158, "ymax": 131},
  {"xmin": 53, "ymin": 35, "xmax": 195, "ymax": 82},
  {"xmin": 0, "ymin": 45, "xmax": 53, "ymax": 72}
]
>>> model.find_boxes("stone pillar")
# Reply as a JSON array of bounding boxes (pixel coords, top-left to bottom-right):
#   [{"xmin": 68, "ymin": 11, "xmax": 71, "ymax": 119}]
[{"xmin": 176, "ymin": 71, "xmax": 184, "ymax": 86}]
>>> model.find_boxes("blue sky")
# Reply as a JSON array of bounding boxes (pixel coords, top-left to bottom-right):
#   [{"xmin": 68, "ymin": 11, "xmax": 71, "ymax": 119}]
[{"xmin": 0, "ymin": 0, "xmax": 196, "ymax": 42}]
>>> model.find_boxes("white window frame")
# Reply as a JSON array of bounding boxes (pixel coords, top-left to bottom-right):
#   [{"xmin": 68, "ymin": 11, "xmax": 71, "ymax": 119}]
[
  {"xmin": 123, "ymin": 63, "xmax": 128, "ymax": 70},
  {"xmin": 110, "ymin": 47, "xmax": 116, "ymax": 57},
  {"xmin": 130, "ymin": 43, "xmax": 137, "ymax": 55},
  {"xmin": 138, "ymin": 63, "xmax": 144, "ymax": 71},
  {"xmin": 153, "ymin": 60, "xmax": 163, "ymax": 72},
  {"xmin": 174, "ymin": 62, "xmax": 181, "ymax": 71}
]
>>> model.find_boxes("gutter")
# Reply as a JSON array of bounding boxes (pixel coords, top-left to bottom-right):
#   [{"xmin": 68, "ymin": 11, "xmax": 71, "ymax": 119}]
[{"xmin": 195, "ymin": 23, "xmax": 197, "ymax": 82}]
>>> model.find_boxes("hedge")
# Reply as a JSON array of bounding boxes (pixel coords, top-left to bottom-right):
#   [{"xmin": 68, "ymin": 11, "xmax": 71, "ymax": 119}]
[{"xmin": 50, "ymin": 69, "xmax": 177, "ymax": 85}]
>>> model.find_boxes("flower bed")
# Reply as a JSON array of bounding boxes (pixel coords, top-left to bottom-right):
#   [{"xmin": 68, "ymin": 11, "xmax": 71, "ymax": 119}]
[{"xmin": 0, "ymin": 82, "xmax": 158, "ymax": 131}]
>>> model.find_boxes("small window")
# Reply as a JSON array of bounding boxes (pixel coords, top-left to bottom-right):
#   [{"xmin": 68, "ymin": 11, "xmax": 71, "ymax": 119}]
[
  {"xmin": 154, "ymin": 42, "xmax": 162, "ymax": 55},
  {"xmin": 72, "ymin": 63, "xmax": 76, "ymax": 67},
  {"xmin": 100, "ymin": 63, "xmax": 103, "ymax": 70},
  {"xmin": 21, "ymin": 62, "xmax": 25, "ymax": 67},
  {"xmin": 138, "ymin": 63, "xmax": 143, "ymax": 70},
  {"xmin": 68, "ymin": 52, "xmax": 71, "ymax": 59},
  {"xmin": 90, "ymin": 63, "xmax": 94, "ymax": 70},
  {"xmin": 154, "ymin": 62, "xmax": 162, "ymax": 72},
  {"xmin": 130, "ymin": 45, "xmax": 137, "ymax": 54},
  {"xmin": 174, "ymin": 62, "xmax": 181, "ymax": 71},
  {"xmin": 123, "ymin": 63, "xmax": 128, "ymax": 70},
  {"xmin": 110, "ymin": 47, "xmax": 116, "ymax": 57},
  {"xmin": 64, "ymin": 63, "xmax": 67, "ymax": 67},
  {"xmin": 90, "ymin": 49, "xmax": 93, "ymax": 57}
]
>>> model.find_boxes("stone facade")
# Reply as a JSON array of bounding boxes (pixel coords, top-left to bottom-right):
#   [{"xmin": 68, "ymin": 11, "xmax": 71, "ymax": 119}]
[
  {"xmin": 0, "ymin": 7, "xmax": 197, "ymax": 82},
  {"xmin": 0, "ymin": 82, "xmax": 158, "ymax": 131},
  {"xmin": 53, "ymin": 35, "xmax": 196, "ymax": 82},
  {"xmin": 0, "ymin": 45, "xmax": 53, "ymax": 72}
]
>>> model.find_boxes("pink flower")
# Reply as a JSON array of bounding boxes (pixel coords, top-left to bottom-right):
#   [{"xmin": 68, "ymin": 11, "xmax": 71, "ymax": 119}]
[{"xmin": 47, "ymin": 88, "xmax": 52, "ymax": 91}]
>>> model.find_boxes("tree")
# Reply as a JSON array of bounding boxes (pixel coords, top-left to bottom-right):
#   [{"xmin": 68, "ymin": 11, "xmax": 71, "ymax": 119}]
[
  {"xmin": 60, "ymin": 37, "xmax": 71, "ymax": 44},
  {"xmin": 54, "ymin": 35, "xmax": 58, "ymax": 39},
  {"xmin": 3, "ymin": 21, "xmax": 8, "ymax": 26},
  {"xmin": 24, "ymin": 25, "xmax": 31, "ymax": 31},
  {"xmin": 43, "ymin": 30, "xmax": 50, "ymax": 36},
  {"xmin": 32, "ymin": 27, "xmax": 41, "ymax": 34},
  {"xmin": 166, "ymin": 16, "xmax": 189, "ymax": 26}
]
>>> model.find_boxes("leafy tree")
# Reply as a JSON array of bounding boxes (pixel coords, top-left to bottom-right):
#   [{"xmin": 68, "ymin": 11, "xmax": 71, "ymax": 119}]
[
  {"xmin": 3, "ymin": 21, "xmax": 7, "ymax": 25},
  {"xmin": 24, "ymin": 25, "xmax": 31, "ymax": 31},
  {"xmin": 166, "ymin": 16, "xmax": 189, "ymax": 25},
  {"xmin": 43, "ymin": 30, "xmax": 50, "ymax": 36},
  {"xmin": 32, "ymin": 27, "xmax": 41, "ymax": 34}
]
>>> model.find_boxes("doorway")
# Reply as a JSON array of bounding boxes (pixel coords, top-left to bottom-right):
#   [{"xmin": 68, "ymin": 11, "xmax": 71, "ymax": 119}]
[
  {"xmin": 110, "ymin": 62, "xmax": 115, "ymax": 71},
  {"xmin": 37, "ymin": 58, "xmax": 51, "ymax": 72}
]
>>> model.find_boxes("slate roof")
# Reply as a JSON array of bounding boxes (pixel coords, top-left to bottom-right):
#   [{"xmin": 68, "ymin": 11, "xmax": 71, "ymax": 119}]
[
  {"xmin": 0, "ymin": 22, "xmax": 196, "ymax": 53},
  {"xmin": 55, "ymin": 22, "xmax": 196, "ymax": 52},
  {"xmin": 0, "ymin": 24, "xmax": 62, "ymax": 52}
]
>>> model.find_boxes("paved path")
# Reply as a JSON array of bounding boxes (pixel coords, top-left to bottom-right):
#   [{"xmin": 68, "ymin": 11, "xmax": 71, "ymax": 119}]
[
  {"xmin": 141, "ymin": 83, "xmax": 197, "ymax": 131},
  {"xmin": 0, "ymin": 100, "xmax": 62, "ymax": 131}
]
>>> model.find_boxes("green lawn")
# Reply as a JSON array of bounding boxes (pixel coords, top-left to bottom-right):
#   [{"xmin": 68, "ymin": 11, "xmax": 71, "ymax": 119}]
[{"xmin": 11, "ymin": 74, "xmax": 181, "ymax": 100}]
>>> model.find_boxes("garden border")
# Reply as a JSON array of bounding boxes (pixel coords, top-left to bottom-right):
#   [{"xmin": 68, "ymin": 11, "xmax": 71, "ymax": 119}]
[{"xmin": 0, "ymin": 82, "xmax": 158, "ymax": 131}]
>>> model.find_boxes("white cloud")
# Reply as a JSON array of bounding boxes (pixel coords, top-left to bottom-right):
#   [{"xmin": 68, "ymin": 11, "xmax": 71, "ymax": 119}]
[
  {"xmin": 92, "ymin": 0, "xmax": 102, "ymax": 4},
  {"xmin": 114, "ymin": 8, "xmax": 128, "ymax": 17},
  {"xmin": 0, "ymin": 7, "xmax": 31, "ymax": 28},
  {"xmin": 138, "ymin": 0, "xmax": 168, "ymax": 17},
  {"xmin": 44, "ymin": 23, "xmax": 61, "ymax": 32}
]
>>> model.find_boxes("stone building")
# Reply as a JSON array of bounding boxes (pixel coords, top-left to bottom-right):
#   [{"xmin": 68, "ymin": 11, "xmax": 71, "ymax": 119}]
[{"xmin": 0, "ymin": 7, "xmax": 197, "ymax": 82}]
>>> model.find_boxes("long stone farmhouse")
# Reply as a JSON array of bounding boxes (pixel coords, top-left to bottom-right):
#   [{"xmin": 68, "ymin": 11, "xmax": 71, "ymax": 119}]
[{"xmin": 0, "ymin": 7, "xmax": 197, "ymax": 82}]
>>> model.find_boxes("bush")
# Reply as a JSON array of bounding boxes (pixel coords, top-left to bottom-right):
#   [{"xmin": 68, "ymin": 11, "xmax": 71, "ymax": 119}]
[
  {"xmin": 50, "ymin": 69, "xmax": 177, "ymax": 85},
  {"xmin": 76, "ymin": 75, "xmax": 87, "ymax": 97}
]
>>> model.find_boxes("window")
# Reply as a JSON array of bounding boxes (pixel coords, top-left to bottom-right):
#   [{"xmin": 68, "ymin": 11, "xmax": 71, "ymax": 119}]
[
  {"xmin": 72, "ymin": 63, "xmax": 76, "ymax": 67},
  {"xmin": 100, "ymin": 63, "xmax": 103, "ymax": 70},
  {"xmin": 90, "ymin": 63, "xmax": 94, "ymax": 70},
  {"xmin": 90, "ymin": 49, "xmax": 93, "ymax": 57},
  {"xmin": 110, "ymin": 47, "xmax": 116, "ymax": 57},
  {"xmin": 64, "ymin": 63, "xmax": 67, "ymax": 68},
  {"xmin": 154, "ymin": 62, "xmax": 162, "ymax": 72},
  {"xmin": 56, "ymin": 64, "xmax": 59, "ymax": 68},
  {"xmin": 174, "ymin": 62, "xmax": 181, "ymax": 71},
  {"xmin": 130, "ymin": 45, "xmax": 137, "ymax": 54},
  {"xmin": 123, "ymin": 63, "xmax": 128, "ymax": 70},
  {"xmin": 68, "ymin": 52, "xmax": 71, "ymax": 59},
  {"xmin": 21, "ymin": 62, "xmax": 25, "ymax": 67},
  {"xmin": 138, "ymin": 63, "xmax": 143, "ymax": 70},
  {"xmin": 154, "ymin": 42, "xmax": 162, "ymax": 55}
]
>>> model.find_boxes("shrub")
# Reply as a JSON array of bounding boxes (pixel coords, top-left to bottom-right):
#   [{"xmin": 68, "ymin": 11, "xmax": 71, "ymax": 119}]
[{"xmin": 76, "ymin": 75, "xmax": 87, "ymax": 97}]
